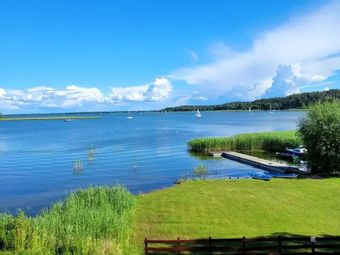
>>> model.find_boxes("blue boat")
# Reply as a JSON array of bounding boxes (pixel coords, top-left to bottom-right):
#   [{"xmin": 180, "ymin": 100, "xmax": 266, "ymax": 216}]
[
  {"xmin": 249, "ymin": 172, "xmax": 272, "ymax": 181},
  {"xmin": 269, "ymin": 172, "xmax": 298, "ymax": 178}
]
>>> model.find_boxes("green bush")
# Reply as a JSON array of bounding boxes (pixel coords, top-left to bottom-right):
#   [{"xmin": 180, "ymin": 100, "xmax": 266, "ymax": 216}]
[
  {"xmin": 298, "ymin": 101, "xmax": 340, "ymax": 175},
  {"xmin": 0, "ymin": 186, "xmax": 137, "ymax": 255}
]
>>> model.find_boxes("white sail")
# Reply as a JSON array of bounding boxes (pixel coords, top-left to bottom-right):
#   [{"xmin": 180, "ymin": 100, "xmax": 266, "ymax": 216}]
[{"xmin": 195, "ymin": 109, "xmax": 201, "ymax": 118}]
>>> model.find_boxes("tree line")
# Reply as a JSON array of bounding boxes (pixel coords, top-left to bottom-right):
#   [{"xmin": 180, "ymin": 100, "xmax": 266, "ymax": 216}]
[{"xmin": 161, "ymin": 89, "xmax": 340, "ymax": 112}]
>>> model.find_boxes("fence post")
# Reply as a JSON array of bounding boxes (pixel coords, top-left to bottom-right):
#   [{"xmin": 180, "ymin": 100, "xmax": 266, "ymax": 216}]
[
  {"xmin": 209, "ymin": 236, "xmax": 212, "ymax": 255},
  {"xmin": 278, "ymin": 235, "xmax": 282, "ymax": 254},
  {"xmin": 177, "ymin": 237, "xmax": 181, "ymax": 254},
  {"xmin": 144, "ymin": 238, "xmax": 148, "ymax": 255},
  {"xmin": 242, "ymin": 236, "xmax": 246, "ymax": 255},
  {"xmin": 311, "ymin": 236, "xmax": 316, "ymax": 254}
]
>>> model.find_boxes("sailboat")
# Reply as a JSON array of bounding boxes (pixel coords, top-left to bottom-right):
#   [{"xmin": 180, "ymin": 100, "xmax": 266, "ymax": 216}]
[
  {"xmin": 126, "ymin": 111, "xmax": 133, "ymax": 119},
  {"xmin": 248, "ymin": 107, "xmax": 252, "ymax": 113},
  {"xmin": 195, "ymin": 109, "xmax": 201, "ymax": 118}
]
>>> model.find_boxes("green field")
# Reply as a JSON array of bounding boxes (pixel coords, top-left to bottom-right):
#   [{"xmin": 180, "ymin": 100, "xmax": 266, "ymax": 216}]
[
  {"xmin": 188, "ymin": 130, "xmax": 301, "ymax": 153},
  {"xmin": 135, "ymin": 179, "xmax": 340, "ymax": 245}
]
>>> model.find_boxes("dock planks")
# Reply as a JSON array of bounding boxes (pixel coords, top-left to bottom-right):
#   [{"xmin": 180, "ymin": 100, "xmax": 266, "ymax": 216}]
[{"xmin": 221, "ymin": 151, "xmax": 303, "ymax": 173}]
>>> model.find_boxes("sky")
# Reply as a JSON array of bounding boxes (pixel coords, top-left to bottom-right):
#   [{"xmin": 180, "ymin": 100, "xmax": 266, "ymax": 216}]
[{"xmin": 0, "ymin": 0, "xmax": 340, "ymax": 113}]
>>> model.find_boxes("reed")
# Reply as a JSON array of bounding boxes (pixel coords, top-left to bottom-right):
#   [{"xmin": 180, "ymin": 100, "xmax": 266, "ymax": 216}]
[
  {"xmin": 188, "ymin": 130, "xmax": 301, "ymax": 153},
  {"xmin": 0, "ymin": 186, "xmax": 136, "ymax": 255}
]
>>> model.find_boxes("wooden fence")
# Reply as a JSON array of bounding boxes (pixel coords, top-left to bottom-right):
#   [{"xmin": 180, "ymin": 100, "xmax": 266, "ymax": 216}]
[{"xmin": 144, "ymin": 236, "xmax": 340, "ymax": 254}]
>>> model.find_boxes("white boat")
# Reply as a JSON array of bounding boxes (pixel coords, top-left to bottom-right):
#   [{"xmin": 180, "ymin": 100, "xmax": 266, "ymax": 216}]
[
  {"xmin": 195, "ymin": 109, "xmax": 201, "ymax": 118},
  {"xmin": 126, "ymin": 112, "xmax": 133, "ymax": 119},
  {"xmin": 248, "ymin": 107, "xmax": 252, "ymax": 113}
]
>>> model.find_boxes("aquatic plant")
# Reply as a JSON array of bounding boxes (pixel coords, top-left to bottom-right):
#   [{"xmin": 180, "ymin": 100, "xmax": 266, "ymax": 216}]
[
  {"xmin": 88, "ymin": 146, "xmax": 96, "ymax": 161},
  {"xmin": 188, "ymin": 130, "xmax": 301, "ymax": 154},
  {"xmin": 0, "ymin": 186, "xmax": 137, "ymax": 255},
  {"xmin": 73, "ymin": 160, "xmax": 83, "ymax": 173},
  {"xmin": 193, "ymin": 164, "xmax": 208, "ymax": 179}
]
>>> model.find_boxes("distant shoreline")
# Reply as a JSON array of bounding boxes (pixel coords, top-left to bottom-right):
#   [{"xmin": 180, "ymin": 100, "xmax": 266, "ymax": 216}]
[{"xmin": 0, "ymin": 116, "xmax": 101, "ymax": 121}]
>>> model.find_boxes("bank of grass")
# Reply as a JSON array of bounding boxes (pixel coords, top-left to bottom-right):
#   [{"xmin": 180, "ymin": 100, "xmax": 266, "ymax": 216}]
[
  {"xmin": 135, "ymin": 179, "xmax": 340, "ymax": 245},
  {"xmin": 0, "ymin": 116, "xmax": 101, "ymax": 121},
  {"xmin": 0, "ymin": 186, "xmax": 137, "ymax": 255},
  {"xmin": 188, "ymin": 130, "xmax": 301, "ymax": 153}
]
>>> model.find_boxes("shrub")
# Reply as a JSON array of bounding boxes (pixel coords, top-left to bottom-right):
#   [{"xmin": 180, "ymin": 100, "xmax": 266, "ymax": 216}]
[{"xmin": 298, "ymin": 101, "xmax": 340, "ymax": 175}]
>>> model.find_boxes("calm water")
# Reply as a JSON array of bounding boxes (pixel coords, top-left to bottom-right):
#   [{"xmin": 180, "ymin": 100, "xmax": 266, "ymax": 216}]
[{"xmin": 0, "ymin": 111, "xmax": 304, "ymax": 214}]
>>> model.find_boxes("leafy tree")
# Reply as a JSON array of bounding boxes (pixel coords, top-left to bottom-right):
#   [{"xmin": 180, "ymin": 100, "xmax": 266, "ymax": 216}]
[
  {"xmin": 162, "ymin": 89, "xmax": 340, "ymax": 112},
  {"xmin": 298, "ymin": 101, "xmax": 340, "ymax": 175}
]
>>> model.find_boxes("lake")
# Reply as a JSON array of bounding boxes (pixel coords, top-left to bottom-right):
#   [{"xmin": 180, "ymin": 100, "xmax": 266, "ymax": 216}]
[{"xmin": 0, "ymin": 111, "xmax": 304, "ymax": 214}]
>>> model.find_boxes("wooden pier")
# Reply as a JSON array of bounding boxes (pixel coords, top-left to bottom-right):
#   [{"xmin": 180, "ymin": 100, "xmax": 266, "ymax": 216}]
[{"xmin": 219, "ymin": 151, "xmax": 304, "ymax": 173}]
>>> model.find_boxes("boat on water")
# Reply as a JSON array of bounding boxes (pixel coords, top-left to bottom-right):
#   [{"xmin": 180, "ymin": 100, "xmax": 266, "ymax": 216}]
[
  {"xmin": 195, "ymin": 109, "xmax": 201, "ymax": 118},
  {"xmin": 248, "ymin": 172, "xmax": 272, "ymax": 181},
  {"xmin": 285, "ymin": 146, "xmax": 307, "ymax": 156},
  {"xmin": 269, "ymin": 172, "xmax": 298, "ymax": 178},
  {"xmin": 126, "ymin": 112, "xmax": 133, "ymax": 119},
  {"xmin": 64, "ymin": 119, "xmax": 71, "ymax": 122}
]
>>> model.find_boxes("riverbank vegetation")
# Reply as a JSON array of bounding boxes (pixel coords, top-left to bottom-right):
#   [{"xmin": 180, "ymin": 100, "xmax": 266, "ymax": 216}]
[
  {"xmin": 299, "ymin": 101, "xmax": 340, "ymax": 175},
  {"xmin": 162, "ymin": 89, "xmax": 340, "ymax": 112},
  {"xmin": 135, "ymin": 179, "xmax": 340, "ymax": 245},
  {"xmin": 0, "ymin": 116, "xmax": 101, "ymax": 121},
  {"xmin": 189, "ymin": 130, "xmax": 301, "ymax": 153},
  {"xmin": 1, "ymin": 180, "xmax": 340, "ymax": 254},
  {"xmin": 0, "ymin": 186, "xmax": 136, "ymax": 255}
]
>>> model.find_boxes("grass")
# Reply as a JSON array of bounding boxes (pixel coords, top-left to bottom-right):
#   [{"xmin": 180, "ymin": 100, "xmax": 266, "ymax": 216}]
[
  {"xmin": 135, "ymin": 179, "xmax": 340, "ymax": 246},
  {"xmin": 0, "ymin": 186, "xmax": 137, "ymax": 255},
  {"xmin": 2, "ymin": 180, "xmax": 340, "ymax": 254},
  {"xmin": 0, "ymin": 116, "xmax": 101, "ymax": 121},
  {"xmin": 188, "ymin": 130, "xmax": 301, "ymax": 153}
]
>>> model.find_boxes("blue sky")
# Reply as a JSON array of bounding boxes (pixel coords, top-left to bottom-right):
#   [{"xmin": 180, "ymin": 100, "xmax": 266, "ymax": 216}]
[{"xmin": 0, "ymin": 0, "xmax": 339, "ymax": 113}]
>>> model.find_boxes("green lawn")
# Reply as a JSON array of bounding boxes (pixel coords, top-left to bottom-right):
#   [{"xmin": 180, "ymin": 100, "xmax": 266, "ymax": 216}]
[{"xmin": 135, "ymin": 179, "xmax": 340, "ymax": 245}]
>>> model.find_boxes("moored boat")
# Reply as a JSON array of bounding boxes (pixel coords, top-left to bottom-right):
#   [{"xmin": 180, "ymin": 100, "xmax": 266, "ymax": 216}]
[
  {"xmin": 285, "ymin": 146, "xmax": 307, "ymax": 156},
  {"xmin": 248, "ymin": 172, "xmax": 272, "ymax": 181}
]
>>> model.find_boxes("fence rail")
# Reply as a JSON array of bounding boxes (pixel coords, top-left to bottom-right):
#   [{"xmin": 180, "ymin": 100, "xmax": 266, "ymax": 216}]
[{"xmin": 144, "ymin": 236, "xmax": 340, "ymax": 254}]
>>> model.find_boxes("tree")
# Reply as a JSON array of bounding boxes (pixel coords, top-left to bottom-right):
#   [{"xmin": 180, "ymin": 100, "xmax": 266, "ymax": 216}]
[{"xmin": 298, "ymin": 101, "xmax": 340, "ymax": 175}]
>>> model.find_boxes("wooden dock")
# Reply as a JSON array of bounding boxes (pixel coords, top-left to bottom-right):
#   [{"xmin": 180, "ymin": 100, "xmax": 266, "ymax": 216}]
[{"xmin": 220, "ymin": 151, "xmax": 304, "ymax": 173}]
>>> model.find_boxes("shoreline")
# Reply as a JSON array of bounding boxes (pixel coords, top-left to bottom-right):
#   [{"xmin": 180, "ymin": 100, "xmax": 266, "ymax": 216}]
[{"xmin": 0, "ymin": 116, "xmax": 101, "ymax": 121}]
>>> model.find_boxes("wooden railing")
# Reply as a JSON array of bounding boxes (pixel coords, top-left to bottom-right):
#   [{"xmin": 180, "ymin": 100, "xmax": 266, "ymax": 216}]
[{"xmin": 144, "ymin": 236, "xmax": 340, "ymax": 254}]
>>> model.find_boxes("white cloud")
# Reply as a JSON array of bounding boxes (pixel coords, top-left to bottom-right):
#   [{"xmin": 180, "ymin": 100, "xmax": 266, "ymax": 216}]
[
  {"xmin": 111, "ymin": 77, "xmax": 172, "ymax": 102},
  {"xmin": 192, "ymin": 96, "xmax": 208, "ymax": 101},
  {"xmin": 265, "ymin": 63, "xmax": 326, "ymax": 97},
  {"xmin": 111, "ymin": 85, "xmax": 148, "ymax": 102},
  {"xmin": 171, "ymin": 1, "xmax": 340, "ymax": 100},
  {"xmin": 0, "ymin": 77, "xmax": 172, "ymax": 112}
]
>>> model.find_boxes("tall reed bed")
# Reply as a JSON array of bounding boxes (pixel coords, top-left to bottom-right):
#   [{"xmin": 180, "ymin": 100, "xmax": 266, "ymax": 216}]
[
  {"xmin": 0, "ymin": 186, "xmax": 136, "ymax": 255},
  {"xmin": 188, "ymin": 130, "xmax": 301, "ymax": 153}
]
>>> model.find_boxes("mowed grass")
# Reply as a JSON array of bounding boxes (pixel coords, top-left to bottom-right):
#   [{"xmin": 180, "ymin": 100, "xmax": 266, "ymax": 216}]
[
  {"xmin": 135, "ymin": 179, "xmax": 340, "ymax": 245},
  {"xmin": 188, "ymin": 130, "xmax": 301, "ymax": 153}
]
